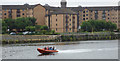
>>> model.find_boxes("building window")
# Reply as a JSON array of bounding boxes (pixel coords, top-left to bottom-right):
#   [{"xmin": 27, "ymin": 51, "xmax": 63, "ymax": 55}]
[
  {"xmin": 17, "ymin": 15, "xmax": 20, "ymax": 17},
  {"xmin": 56, "ymin": 28, "xmax": 57, "ymax": 31},
  {"xmin": 103, "ymin": 10, "xmax": 106, "ymax": 14},
  {"xmin": 69, "ymin": 24, "xmax": 71, "ymax": 26},
  {"xmin": 70, "ymin": 19, "xmax": 71, "ymax": 21},
  {"xmin": 73, "ymin": 16, "xmax": 75, "ymax": 19},
  {"xmin": 83, "ymin": 15, "xmax": 85, "ymax": 17},
  {"xmin": 56, "ymin": 24, "xmax": 57, "ymax": 26},
  {"xmin": 86, "ymin": 18, "xmax": 88, "ymax": 20},
  {"xmin": 69, "ymin": 28, "xmax": 71, "ymax": 31},
  {"xmin": 83, "ymin": 11, "xmax": 85, "ymax": 13},
  {"xmin": 86, "ymin": 11, "xmax": 88, "ymax": 13},
  {"xmin": 4, "ymin": 9, "xmax": 6, "ymax": 11},
  {"xmin": 91, "ymin": 18, "xmax": 92, "ymax": 19},
  {"xmin": 83, "ymin": 18, "xmax": 85, "ymax": 20},
  {"xmin": 56, "ymin": 19, "xmax": 57, "ymax": 21},
  {"xmin": 22, "ymin": 13, "xmax": 24, "ymax": 15},
  {"xmin": 108, "ymin": 18, "xmax": 109, "ymax": 19},
  {"xmin": 95, "ymin": 11, "xmax": 98, "ymax": 13},
  {"xmin": 17, "ymin": 9, "xmax": 20, "ymax": 13},
  {"xmin": 56, "ymin": 14, "xmax": 57, "ymax": 16},
  {"xmin": 108, "ymin": 14, "xmax": 110, "ymax": 16},
  {"xmin": 66, "ymin": 15, "xmax": 69, "ymax": 19},
  {"xmin": 86, "ymin": 14, "xmax": 88, "ymax": 16},
  {"xmin": 4, "ymin": 13, "xmax": 6, "ymax": 15}
]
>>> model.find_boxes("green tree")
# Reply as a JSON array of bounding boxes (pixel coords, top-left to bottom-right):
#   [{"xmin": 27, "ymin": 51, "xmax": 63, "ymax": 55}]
[
  {"xmin": 81, "ymin": 21, "xmax": 92, "ymax": 32},
  {"xmin": 81, "ymin": 20, "xmax": 117, "ymax": 32},
  {"xmin": 40, "ymin": 25, "xmax": 49, "ymax": 30},
  {"xmin": 15, "ymin": 17, "xmax": 33, "ymax": 31},
  {"xmin": 1, "ymin": 20, "xmax": 7, "ymax": 33},
  {"xmin": 26, "ymin": 17, "xmax": 36, "ymax": 26},
  {"xmin": 25, "ymin": 26, "xmax": 35, "ymax": 32},
  {"xmin": 4, "ymin": 17, "xmax": 36, "ymax": 31},
  {"xmin": 4, "ymin": 18, "xmax": 15, "ymax": 31},
  {"xmin": 35, "ymin": 25, "xmax": 41, "ymax": 31}
]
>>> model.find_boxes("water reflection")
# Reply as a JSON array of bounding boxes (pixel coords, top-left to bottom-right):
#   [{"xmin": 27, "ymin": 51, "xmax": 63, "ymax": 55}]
[{"xmin": 38, "ymin": 53, "xmax": 57, "ymax": 56}]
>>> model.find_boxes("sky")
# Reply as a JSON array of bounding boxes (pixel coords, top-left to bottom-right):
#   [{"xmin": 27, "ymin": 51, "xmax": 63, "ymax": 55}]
[{"xmin": 1, "ymin": 0, "xmax": 120, "ymax": 7}]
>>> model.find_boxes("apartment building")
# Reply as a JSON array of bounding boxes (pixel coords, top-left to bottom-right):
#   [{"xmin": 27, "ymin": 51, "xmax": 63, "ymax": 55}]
[
  {"xmin": 45, "ymin": 8, "xmax": 77, "ymax": 33},
  {"xmin": 2, "ymin": 0, "xmax": 120, "ymax": 33},
  {"xmin": 0, "ymin": 5, "xmax": 2, "ymax": 19},
  {"xmin": 2, "ymin": 4, "xmax": 46, "ymax": 25}
]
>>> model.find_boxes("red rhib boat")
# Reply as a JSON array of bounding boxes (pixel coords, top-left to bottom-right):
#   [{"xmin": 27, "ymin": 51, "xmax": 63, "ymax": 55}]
[{"xmin": 37, "ymin": 48, "xmax": 58, "ymax": 54}]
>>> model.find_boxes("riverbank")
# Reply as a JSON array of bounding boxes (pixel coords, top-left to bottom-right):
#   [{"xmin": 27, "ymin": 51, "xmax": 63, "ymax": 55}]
[{"xmin": 1, "ymin": 32, "xmax": 119, "ymax": 44}]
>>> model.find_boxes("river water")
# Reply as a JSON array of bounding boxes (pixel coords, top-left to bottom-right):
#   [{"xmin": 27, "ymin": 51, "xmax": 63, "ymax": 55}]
[{"xmin": 2, "ymin": 40, "xmax": 118, "ymax": 59}]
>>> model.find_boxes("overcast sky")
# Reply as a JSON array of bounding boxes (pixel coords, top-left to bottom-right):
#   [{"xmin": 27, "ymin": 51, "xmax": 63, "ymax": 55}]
[{"xmin": 1, "ymin": 0, "xmax": 120, "ymax": 7}]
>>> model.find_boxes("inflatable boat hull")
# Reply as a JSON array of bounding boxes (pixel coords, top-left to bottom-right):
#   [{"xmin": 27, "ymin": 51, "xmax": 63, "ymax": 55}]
[{"xmin": 37, "ymin": 48, "xmax": 58, "ymax": 54}]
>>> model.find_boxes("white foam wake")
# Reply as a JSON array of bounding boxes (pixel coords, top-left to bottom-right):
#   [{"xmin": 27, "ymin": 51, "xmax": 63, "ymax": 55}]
[{"xmin": 58, "ymin": 48, "xmax": 118, "ymax": 53}]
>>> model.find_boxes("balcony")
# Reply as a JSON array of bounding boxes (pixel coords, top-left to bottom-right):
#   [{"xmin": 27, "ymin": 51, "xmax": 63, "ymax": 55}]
[
  {"xmin": 73, "ymin": 16, "xmax": 75, "ymax": 19},
  {"xmin": 66, "ymin": 16, "xmax": 69, "ymax": 19},
  {"xmin": 66, "ymin": 26, "xmax": 69, "ymax": 28},
  {"xmin": 17, "ymin": 15, "xmax": 20, "ymax": 17},
  {"xmin": 66, "ymin": 21, "xmax": 69, "ymax": 23},
  {"xmin": 17, "ymin": 10, "xmax": 20, "ymax": 13},
  {"xmin": 72, "ymin": 26, "xmax": 75, "ymax": 29},
  {"xmin": 73, "ymin": 21, "xmax": 75, "ymax": 23},
  {"xmin": 102, "ymin": 12, "xmax": 106, "ymax": 14},
  {"xmin": 8, "ymin": 11, "xmax": 12, "ymax": 13}
]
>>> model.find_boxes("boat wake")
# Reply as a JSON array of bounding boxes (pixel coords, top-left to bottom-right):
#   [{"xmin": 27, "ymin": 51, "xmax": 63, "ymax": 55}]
[
  {"xmin": 58, "ymin": 49, "xmax": 92, "ymax": 53},
  {"xmin": 58, "ymin": 48, "xmax": 118, "ymax": 53}
]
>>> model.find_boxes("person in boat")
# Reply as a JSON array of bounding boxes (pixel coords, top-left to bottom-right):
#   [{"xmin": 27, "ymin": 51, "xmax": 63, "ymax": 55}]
[
  {"xmin": 53, "ymin": 46, "xmax": 55, "ymax": 50},
  {"xmin": 44, "ymin": 47, "xmax": 47, "ymax": 50},
  {"xmin": 49, "ymin": 47, "xmax": 53, "ymax": 50},
  {"xmin": 46, "ymin": 46, "xmax": 49, "ymax": 50}
]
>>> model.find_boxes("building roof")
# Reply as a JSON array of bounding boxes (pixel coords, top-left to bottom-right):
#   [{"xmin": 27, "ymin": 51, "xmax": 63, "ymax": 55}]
[
  {"xmin": 44, "ymin": 6, "xmax": 61, "ymax": 11},
  {"xmin": 49, "ymin": 8, "xmax": 77, "ymax": 15},
  {"xmin": 2, "ymin": 3, "xmax": 119, "ymax": 11},
  {"xmin": 86, "ymin": 6, "xmax": 118, "ymax": 11},
  {"xmin": 2, "ymin": 4, "xmax": 35, "ymax": 9},
  {"xmin": 67, "ymin": 6, "xmax": 119, "ymax": 11},
  {"xmin": 44, "ymin": 6, "xmax": 119, "ymax": 13}
]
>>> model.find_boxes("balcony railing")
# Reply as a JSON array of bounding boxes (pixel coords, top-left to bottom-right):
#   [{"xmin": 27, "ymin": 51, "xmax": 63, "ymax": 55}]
[
  {"xmin": 66, "ymin": 26, "xmax": 69, "ymax": 28},
  {"xmin": 72, "ymin": 26, "xmax": 75, "ymax": 29},
  {"xmin": 73, "ymin": 21, "xmax": 75, "ymax": 23}
]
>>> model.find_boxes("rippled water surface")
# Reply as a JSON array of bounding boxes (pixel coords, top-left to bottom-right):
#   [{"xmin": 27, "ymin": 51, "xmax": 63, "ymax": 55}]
[{"xmin": 2, "ymin": 40, "xmax": 118, "ymax": 59}]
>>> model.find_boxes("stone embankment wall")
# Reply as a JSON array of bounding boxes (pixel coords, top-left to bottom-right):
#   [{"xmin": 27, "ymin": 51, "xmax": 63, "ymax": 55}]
[
  {"xmin": 1, "ymin": 35, "xmax": 61, "ymax": 44},
  {"xmin": 61, "ymin": 34, "xmax": 118, "ymax": 41},
  {"xmin": 1, "ymin": 33, "xmax": 119, "ymax": 44}
]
